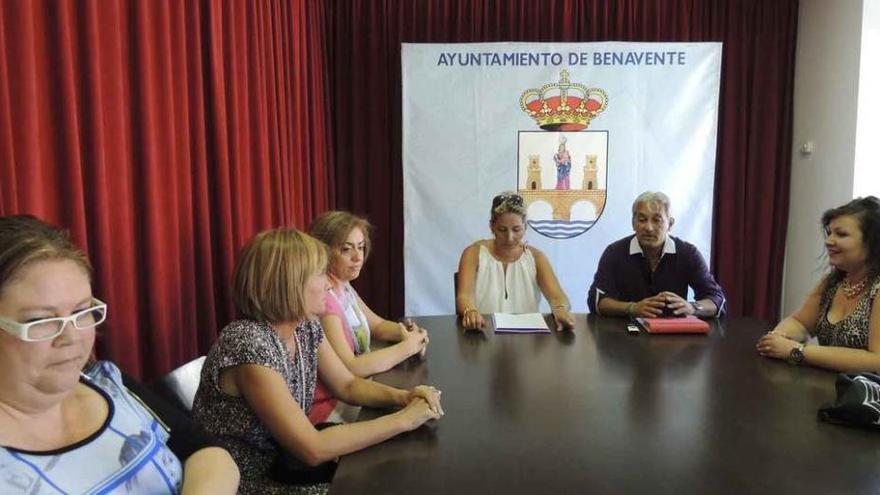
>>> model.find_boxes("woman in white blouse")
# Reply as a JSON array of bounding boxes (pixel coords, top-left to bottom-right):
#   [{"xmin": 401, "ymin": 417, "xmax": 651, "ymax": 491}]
[{"xmin": 456, "ymin": 191, "xmax": 574, "ymax": 331}]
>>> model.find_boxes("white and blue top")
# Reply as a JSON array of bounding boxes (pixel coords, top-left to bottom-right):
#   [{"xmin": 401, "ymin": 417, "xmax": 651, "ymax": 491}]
[{"xmin": 0, "ymin": 361, "xmax": 184, "ymax": 494}]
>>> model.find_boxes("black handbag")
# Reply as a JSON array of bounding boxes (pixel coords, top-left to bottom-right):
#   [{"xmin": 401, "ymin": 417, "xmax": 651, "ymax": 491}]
[
  {"xmin": 817, "ymin": 372, "xmax": 880, "ymax": 431},
  {"xmin": 269, "ymin": 450, "xmax": 337, "ymax": 485},
  {"xmin": 268, "ymin": 422, "xmax": 339, "ymax": 484}
]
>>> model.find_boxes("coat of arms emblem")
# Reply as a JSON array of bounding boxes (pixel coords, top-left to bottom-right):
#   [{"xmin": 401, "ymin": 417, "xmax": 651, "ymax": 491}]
[{"xmin": 517, "ymin": 69, "xmax": 609, "ymax": 239}]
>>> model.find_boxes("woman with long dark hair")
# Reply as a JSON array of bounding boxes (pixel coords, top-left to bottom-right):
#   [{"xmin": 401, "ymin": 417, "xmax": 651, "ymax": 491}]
[{"xmin": 757, "ymin": 196, "xmax": 880, "ymax": 371}]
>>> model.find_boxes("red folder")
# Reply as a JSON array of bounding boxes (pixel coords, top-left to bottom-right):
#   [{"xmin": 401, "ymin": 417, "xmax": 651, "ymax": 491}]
[{"xmin": 636, "ymin": 316, "xmax": 710, "ymax": 334}]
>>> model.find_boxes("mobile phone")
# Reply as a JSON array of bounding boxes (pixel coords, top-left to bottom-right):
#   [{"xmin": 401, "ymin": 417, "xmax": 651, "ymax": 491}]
[{"xmin": 627, "ymin": 323, "xmax": 640, "ymax": 335}]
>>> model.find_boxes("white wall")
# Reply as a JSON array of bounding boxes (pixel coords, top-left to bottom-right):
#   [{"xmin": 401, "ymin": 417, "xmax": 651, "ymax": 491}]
[
  {"xmin": 782, "ymin": 0, "xmax": 863, "ymax": 317},
  {"xmin": 854, "ymin": 0, "xmax": 880, "ymax": 197}
]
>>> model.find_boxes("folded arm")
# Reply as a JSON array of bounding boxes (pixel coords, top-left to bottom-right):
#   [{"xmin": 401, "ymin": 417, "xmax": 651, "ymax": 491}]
[
  {"xmin": 227, "ymin": 343, "xmax": 440, "ymax": 467},
  {"xmin": 322, "ymin": 313, "xmax": 423, "ymax": 377}
]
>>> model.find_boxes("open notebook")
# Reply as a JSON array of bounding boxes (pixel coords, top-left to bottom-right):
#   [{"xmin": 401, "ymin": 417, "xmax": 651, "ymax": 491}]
[
  {"xmin": 636, "ymin": 316, "xmax": 710, "ymax": 334},
  {"xmin": 493, "ymin": 313, "xmax": 551, "ymax": 334}
]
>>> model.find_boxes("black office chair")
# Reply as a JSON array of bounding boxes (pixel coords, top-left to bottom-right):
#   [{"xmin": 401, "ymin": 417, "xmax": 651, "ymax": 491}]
[{"xmin": 152, "ymin": 355, "xmax": 206, "ymax": 412}]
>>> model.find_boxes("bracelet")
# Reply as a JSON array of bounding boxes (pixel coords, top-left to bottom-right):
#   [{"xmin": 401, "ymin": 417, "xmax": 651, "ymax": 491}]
[
  {"xmin": 625, "ymin": 302, "xmax": 635, "ymax": 317},
  {"xmin": 552, "ymin": 304, "xmax": 570, "ymax": 312}
]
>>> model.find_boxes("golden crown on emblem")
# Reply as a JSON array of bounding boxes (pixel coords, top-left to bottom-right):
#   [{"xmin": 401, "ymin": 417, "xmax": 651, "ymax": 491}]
[{"xmin": 520, "ymin": 69, "xmax": 608, "ymax": 131}]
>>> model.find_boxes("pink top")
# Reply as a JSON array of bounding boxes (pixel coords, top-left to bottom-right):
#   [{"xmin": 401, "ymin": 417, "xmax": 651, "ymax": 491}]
[{"xmin": 308, "ymin": 286, "xmax": 368, "ymax": 423}]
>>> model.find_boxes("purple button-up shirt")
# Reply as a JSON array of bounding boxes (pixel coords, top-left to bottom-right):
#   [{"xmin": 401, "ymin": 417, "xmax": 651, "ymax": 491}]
[{"xmin": 587, "ymin": 235, "xmax": 726, "ymax": 315}]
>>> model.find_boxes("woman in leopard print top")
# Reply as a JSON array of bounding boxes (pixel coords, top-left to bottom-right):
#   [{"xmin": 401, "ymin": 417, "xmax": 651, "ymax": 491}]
[{"xmin": 757, "ymin": 196, "xmax": 880, "ymax": 372}]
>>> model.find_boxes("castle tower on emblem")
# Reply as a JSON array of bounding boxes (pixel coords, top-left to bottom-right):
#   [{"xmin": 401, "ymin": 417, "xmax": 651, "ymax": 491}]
[
  {"xmin": 527, "ymin": 155, "xmax": 542, "ymax": 190},
  {"xmin": 583, "ymin": 155, "xmax": 598, "ymax": 190}
]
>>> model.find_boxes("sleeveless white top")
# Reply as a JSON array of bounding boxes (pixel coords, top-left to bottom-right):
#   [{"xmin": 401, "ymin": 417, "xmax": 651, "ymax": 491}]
[{"xmin": 474, "ymin": 243, "xmax": 541, "ymax": 313}]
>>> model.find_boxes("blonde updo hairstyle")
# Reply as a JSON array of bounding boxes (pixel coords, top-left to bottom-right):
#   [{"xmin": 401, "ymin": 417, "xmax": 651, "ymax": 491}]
[{"xmin": 490, "ymin": 191, "xmax": 527, "ymax": 225}]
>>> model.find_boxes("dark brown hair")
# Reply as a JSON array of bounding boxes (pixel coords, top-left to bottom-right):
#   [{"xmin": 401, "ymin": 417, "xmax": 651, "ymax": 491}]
[{"xmin": 821, "ymin": 196, "xmax": 880, "ymax": 283}]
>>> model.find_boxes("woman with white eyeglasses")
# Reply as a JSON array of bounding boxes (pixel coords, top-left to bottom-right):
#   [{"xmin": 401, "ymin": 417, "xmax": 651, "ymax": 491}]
[{"xmin": 0, "ymin": 215, "xmax": 239, "ymax": 494}]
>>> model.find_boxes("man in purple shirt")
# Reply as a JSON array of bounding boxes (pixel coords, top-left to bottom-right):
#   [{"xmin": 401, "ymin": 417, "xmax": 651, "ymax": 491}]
[{"xmin": 587, "ymin": 191, "xmax": 725, "ymax": 318}]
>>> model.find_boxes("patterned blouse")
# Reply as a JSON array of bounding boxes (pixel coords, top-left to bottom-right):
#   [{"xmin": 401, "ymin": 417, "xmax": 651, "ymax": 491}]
[
  {"xmin": 815, "ymin": 277, "xmax": 880, "ymax": 349},
  {"xmin": 192, "ymin": 319, "xmax": 327, "ymax": 495},
  {"xmin": 0, "ymin": 361, "xmax": 183, "ymax": 494}
]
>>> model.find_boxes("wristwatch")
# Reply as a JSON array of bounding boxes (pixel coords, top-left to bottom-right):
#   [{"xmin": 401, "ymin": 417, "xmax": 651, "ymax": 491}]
[
  {"xmin": 689, "ymin": 301, "xmax": 704, "ymax": 316},
  {"xmin": 788, "ymin": 343, "xmax": 806, "ymax": 365}
]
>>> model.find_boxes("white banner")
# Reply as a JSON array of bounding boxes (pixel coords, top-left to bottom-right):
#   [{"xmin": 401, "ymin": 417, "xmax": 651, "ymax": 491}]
[{"xmin": 403, "ymin": 42, "xmax": 722, "ymax": 315}]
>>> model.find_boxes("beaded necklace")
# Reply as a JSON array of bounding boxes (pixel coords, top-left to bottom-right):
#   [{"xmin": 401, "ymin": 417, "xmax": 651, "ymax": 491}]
[
  {"xmin": 841, "ymin": 277, "xmax": 868, "ymax": 299},
  {"xmin": 278, "ymin": 323, "xmax": 306, "ymax": 407}
]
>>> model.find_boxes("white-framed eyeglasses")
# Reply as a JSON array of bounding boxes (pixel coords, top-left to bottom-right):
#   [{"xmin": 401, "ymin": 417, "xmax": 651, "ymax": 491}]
[{"xmin": 0, "ymin": 298, "xmax": 108, "ymax": 342}]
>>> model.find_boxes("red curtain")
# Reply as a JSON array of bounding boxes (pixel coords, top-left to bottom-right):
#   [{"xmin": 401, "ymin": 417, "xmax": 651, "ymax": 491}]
[
  {"xmin": 327, "ymin": 0, "xmax": 798, "ymax": 321},
  {"xmin": 0, "ymin": 0, "xmax": 333, "ymax": 380},
  {"xmin": 0, "ymin": 0, "xmax": 798, "ymax": 379}
]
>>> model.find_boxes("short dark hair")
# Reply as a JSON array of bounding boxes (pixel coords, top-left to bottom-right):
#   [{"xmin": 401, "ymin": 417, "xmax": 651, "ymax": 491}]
[
  {"xmin": 821, "ymin": 196, "xmax": 880, "ymax": 282},
  {"xmin": 0, "ymin": 215, "xmax": 92, "ymax": 298}
]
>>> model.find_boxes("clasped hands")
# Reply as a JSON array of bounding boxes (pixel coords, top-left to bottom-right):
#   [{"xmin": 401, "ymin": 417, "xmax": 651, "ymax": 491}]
[
  {"xmin": 631, "ymin": 291, "xmax": 694, "ymax": 318},
  {"xmin": 400, "ymin": 385, "xmax": 445, "ymax": 427}
]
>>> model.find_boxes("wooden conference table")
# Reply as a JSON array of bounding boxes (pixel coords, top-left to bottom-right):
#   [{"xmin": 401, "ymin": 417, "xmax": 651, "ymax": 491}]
[{"xmin": 330, "ymin": 315, "xmax": 880, "ymax": 494}]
